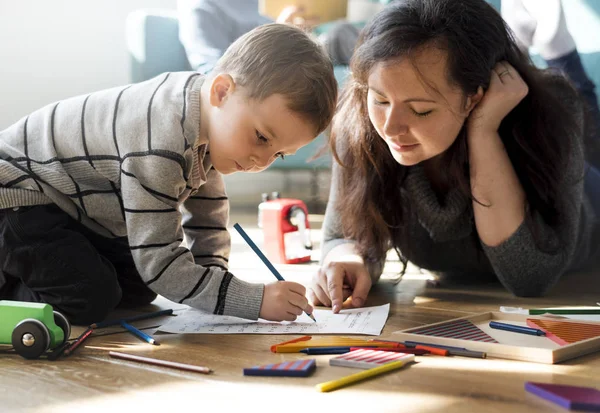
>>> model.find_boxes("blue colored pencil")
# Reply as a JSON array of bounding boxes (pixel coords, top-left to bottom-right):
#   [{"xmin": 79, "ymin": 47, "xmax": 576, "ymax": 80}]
[
  {"xmin": 233, "ymin": 223, "xmax": 317, "ymax": 322},
  {"xmin": 489, "ymin": 321, "xmax": 546, "ymax": 336},
  {"xmin": 90, "ymin": 309, "xmax": 174, "ymax": 329},
  {"xmin": 299, "ymin": 346, "xmax": 379, "ymax": 355},
  {"xmin": 121, "ymin": 321, "xmax": 160, "ymax": 345},
  {"xmin": 300, "ymin": 347, "xmax": 354, "ymax": 355}
]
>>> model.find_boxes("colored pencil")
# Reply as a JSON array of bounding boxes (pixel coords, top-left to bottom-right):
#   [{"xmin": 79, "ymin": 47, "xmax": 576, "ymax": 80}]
[
  {"xmin": 109, "ymin": 351, "xmax": 212, "ymax": 374},
  {"xmin": 489, "ymin": 321, "xmax": 546, "ymax": 336},
  {"xmin": 315, "ymin": 358, "xmax": 412, "ymax": 392},
  {"xmin": 121, "ymin": 321, "xmax": 160, "ymax": 345},
  {"xmin": 300, "ymin": 347, "xmax": 354, "ymax": 355},
  {"xmin": 63, "ymin": 327, "xmax": 93, "ymax": 357},
  {"xmin": 500, "ymin": 306, "xmax": 600, "ymax": 315},
  {"xmin": 350, "ymin": 347, "xmax": 430, "ymax": 355},
  {"xmin": 447, "ymin": 349, "xmax": 487, "ymax": 359},
  {"xmin": 415, "ymin": 345, "xmax": 448, "ymax": 356},
  {"xmin": 403, "ymin": 341, "xmax": 468, "ymax": 351},
  {"xmin": 233, "ymin": 223, "xmax": 316, "ymax": 322},
  {"xmin": 47, "ymin": 340, "xmax": 73, "ymax": 361},
  {"xmin": 90, "ymin": 309, "xmax": 174, "ymax": 329},
  {"xmin": 270, "ymin": 335, "xmax": 312, "ymax": 353}
]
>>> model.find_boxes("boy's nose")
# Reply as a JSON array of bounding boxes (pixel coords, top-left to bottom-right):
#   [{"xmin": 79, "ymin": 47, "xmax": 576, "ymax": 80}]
[{"xmin": 249, "ymin": 154, "xmax": 272, "ymax": 171}]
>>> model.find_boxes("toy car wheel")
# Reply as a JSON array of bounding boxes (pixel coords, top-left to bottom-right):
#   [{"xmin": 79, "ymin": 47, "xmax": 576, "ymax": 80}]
[
  {"xmin": 53, "ymin": 311, "xmax": 71, "ymax": 344},
  {"xmin": 11, "ymin": 319, "xmax": 51, "ymax": 359}
]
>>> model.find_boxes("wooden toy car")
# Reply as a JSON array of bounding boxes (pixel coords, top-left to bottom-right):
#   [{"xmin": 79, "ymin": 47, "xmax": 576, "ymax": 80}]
[{"xmin": 0, "ymin": 300, "xmax": 70, "ymax": 359}]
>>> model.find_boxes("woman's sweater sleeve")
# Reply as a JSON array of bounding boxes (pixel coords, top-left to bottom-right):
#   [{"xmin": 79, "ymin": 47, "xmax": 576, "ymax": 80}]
[
  {"xmin": 482, "ymin": 112, "xmax": 586, "ymax": 297},
  {"xmin": 321, "ymin": 162, "xmax": 386, "ymax": 280}
]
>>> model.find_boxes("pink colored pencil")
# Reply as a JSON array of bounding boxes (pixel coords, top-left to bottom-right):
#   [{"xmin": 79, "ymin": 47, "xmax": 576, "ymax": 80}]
[{"xmin": 109, "ymin": 351, "xmax": 212, "ymax": 374}]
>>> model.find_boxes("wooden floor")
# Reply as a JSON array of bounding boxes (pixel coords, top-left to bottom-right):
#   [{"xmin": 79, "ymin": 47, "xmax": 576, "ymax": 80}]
[{"xmin": 2, "ymin": 211, "xmax": 600, "ymax": 413}]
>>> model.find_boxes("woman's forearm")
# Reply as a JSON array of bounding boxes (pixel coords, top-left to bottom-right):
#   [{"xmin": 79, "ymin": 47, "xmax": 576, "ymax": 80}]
[{"xmin": 468, "ymin": 130, "xmax": 527, "ymax": 247}]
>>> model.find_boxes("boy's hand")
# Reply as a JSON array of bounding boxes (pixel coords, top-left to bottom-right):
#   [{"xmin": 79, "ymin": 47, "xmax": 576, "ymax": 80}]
[
  {"xmin": 308, "ymin": 261, "xmax": 372, "ymax": 314},
  {"xmin": 259, "ymin": 281, "xmax": 313, "ymax": 322}
]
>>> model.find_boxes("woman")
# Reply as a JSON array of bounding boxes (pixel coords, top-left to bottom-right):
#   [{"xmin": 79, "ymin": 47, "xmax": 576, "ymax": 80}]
[{"xmin": 309, "ymin": 0, "xmax": 600, "ymax": 313}]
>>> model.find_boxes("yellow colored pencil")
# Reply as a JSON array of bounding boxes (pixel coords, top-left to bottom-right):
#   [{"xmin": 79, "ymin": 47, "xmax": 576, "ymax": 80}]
[{"xmin": 315, "ymin": 359, "xmax": 412, "ymax": 392}]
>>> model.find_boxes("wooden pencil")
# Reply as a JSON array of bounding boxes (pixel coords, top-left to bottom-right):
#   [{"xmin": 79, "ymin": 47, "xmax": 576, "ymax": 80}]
[
  {"xmin": 109, "ymin": 351, "xmax": 212, "ymax": 374},
  {"xmin": 64, "ymin": 327, "xmax": 93, "ymax": 357}
]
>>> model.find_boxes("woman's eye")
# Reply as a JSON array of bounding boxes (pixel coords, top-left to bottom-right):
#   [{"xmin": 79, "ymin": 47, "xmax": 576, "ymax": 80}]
[
  {"xmin": 372, "ymin": 99, "xmax": 388, "ymax": 106},
  {"xmin": 412, "ymin": 109, "xmax": 433, "ymax": 117},
  {"xmin": 256, "ymin": 130, "xmax": 268, "ymax": 143}
]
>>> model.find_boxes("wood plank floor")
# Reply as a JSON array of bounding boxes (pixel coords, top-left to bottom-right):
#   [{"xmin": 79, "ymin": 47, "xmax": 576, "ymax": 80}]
[{"xmin": 2, "ymin": 211, "xmax": 599, "ymax": 413}]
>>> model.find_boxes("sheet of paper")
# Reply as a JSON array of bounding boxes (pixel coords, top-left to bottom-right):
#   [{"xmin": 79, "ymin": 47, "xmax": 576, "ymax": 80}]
[{"xmin": 157, "ymin": 304, "xmax": 389, "ymax": 335}]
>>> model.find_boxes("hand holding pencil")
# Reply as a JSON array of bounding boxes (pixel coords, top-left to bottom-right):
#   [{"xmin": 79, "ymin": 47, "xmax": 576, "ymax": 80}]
[
  {"xmin": 260, "ymin": 281, "xmax": 314, "ymax": 322},
  {"xmin": 233, "ymin": 223, "xmax": 316, "ymax": 322}
]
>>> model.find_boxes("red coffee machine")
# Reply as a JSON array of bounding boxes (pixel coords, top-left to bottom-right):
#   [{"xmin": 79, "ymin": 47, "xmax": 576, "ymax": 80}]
[{"xmin": 259, "ymin": 192, "xmax": 313, "ymax": 264}]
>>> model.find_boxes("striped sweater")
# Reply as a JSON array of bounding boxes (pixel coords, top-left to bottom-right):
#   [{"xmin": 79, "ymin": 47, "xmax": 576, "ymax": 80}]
[{"xmin": 0, "ymin": 72, "xmax": 264, "ymax": 320}]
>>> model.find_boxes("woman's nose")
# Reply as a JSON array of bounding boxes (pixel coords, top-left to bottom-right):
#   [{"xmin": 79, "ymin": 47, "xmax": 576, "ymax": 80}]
[{"xmin": 383, "ymin": 108, "xmax": 409, "ymax": 137}]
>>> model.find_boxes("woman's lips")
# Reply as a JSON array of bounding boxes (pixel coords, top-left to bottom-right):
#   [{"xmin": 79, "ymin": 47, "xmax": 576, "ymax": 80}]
[{"xmin": 389, "ymin": 141, "xmax": 419, "ymax": 152}]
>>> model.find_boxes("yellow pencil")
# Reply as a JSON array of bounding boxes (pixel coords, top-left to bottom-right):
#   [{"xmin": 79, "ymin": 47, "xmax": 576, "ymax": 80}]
[{"xmin": 315, "ymin": 359, "xmax": 412, "ymax": 392}]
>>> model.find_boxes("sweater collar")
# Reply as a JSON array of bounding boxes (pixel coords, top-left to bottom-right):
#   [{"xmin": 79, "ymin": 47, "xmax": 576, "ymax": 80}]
[{"xmin": 404, "ymin": 164, "xmax": 473, "ymax": 242}]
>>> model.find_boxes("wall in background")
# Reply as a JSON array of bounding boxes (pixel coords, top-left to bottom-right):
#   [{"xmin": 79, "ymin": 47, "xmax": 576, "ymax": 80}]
[
  {"xmin": 0, "ymin": 0, "xmax": 177, "ymax": 129},
  {"xmin": 0, "ymin": 0, "xmax": 381, "ymax": 208}
]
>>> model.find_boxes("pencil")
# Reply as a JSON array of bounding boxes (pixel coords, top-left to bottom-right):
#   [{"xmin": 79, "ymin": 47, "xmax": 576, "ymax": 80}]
[
  {"xmin": 299, "ymin": 346, "xmax": 383, "ymax": 355},
  {"xmin": 63, "ymin": 327, "xmax": 93, "ymax": 357},
  {"xmin": 109, "ymin": 351, "xmax": 212, "ymax": 374},
  {"xmin": 489, "ymin": 321, "xmax": 545, "ymax": 336},
  {"xmin": 90, "ymin": 309, "xmax": 174, "ymax": 329},
  {"xmin": 315, "ymin": 358, "xmax": 412, "ymax": 392},
  {"xmin": 447, "ymin": 349, "xmax": 487, "ymax": 359},
  {"xmin": 403, "ymin": 341, "xmax": 468, "ymax": 351},
  {"xmin": 350, "ymin": 347, "xmax": 430, "ymax": 355},
  {"xmin": 121, "ymin": 321, "xmax": 160, "ymax": 345},
  {"xmin": 47, "ymin": 340, "xmax": 73, "ymax": 361},
  {"xmin": 233, "ymin": 223, "xmax": 317, "ymax": 322}
]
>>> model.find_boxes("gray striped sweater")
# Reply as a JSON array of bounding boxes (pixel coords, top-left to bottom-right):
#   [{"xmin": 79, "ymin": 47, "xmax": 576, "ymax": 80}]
[{"xmin": 0, "ymin": 72, "xmax": 264, "ymax": 320}]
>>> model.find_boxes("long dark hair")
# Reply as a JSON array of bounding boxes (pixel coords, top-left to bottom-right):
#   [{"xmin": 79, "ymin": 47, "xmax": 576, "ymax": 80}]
[{"xmin": 331, "ymin": 0, "xmax": 581, "ymax": 269}]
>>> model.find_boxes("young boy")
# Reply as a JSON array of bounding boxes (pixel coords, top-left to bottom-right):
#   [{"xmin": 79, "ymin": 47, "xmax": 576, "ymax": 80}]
[{"xmin": 0, "ymin": 24, "xmax": 338, "ymax": 325}]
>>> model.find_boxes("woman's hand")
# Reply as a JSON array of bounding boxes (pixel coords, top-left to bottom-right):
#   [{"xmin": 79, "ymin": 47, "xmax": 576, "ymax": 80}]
[
  {"xmin": 276, "ymin": 6, "xmax": 319, "ymax": 30},
  {"xmin": 467, "ymin": 62, "xmax": 529, "ymax": 135},
  {"xmin": 308, "ymin": 261, "xmax": 372, "ymax": 314},
  {"xmin": 259, "ymin": 281, "xmax": 313, "ymax": 322}
]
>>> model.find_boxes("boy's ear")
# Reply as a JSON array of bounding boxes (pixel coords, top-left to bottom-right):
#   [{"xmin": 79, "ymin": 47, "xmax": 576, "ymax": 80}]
[
  {"xmin": 209, "ymin": 74, "xmax": 236, "ymax": 107},
  {"xmin": 464, "ymin": 86, "xmax": 484, "ymax": 113}
]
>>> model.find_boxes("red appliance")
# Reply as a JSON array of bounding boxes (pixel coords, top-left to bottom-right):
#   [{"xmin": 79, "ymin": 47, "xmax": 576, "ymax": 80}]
[{"xmin": 259, "ymin": 195, "xmax": 312, "ymax": 264}]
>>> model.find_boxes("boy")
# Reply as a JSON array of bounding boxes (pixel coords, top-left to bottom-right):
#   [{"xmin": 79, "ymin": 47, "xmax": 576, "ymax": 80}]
[{"xmin": 0, "ymin": 24, "xmax": 337, "ymax": 325}]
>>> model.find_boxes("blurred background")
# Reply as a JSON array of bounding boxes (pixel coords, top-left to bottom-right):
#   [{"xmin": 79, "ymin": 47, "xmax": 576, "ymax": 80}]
[{"xmin": 1, "ymin": 0, "xmax": 599, "ymax": 213}]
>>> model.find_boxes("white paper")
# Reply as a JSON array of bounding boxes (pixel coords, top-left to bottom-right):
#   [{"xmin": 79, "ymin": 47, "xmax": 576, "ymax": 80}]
[{"xmin": 157, "ymin": 304, "xmax": 390, "ymax": 335}]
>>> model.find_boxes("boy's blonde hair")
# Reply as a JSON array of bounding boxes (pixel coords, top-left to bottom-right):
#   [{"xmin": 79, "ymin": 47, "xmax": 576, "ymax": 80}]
[{"xmin": 212, "ymin": 23, "xmax": 338, "ymax": 135}]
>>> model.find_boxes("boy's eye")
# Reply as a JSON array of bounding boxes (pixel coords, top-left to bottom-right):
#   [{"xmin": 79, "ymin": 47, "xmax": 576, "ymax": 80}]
[
  {"xmin": 256, "ymin": 130, "xmax": 268, "ymax": 143},
  {"xmin": 276, "ymin": 152, "xmax": 285, "ymax": 160}
]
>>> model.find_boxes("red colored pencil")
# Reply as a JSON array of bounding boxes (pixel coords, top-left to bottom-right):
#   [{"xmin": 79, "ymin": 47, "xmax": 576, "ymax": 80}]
[
  {"xmin": 415, "ymin": 345, "xmax": 449, "ymax": 356},
  {"xmin": 350, "ymin": 347, "xmax": 430, "ymax": 355},
  {"xmin": 64, "ymin": 327, "xmax": 93, "ymax": 357}
]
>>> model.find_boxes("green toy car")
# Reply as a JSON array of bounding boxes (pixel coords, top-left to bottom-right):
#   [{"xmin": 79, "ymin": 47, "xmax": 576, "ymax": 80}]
[{"xmin": 0, "ymin": 300, "xmax": 71, "ymax": 359}]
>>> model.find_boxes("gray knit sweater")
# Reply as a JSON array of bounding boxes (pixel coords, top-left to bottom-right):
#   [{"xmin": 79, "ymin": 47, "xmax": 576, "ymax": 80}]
[
  {"xmin": 0, "ymin": 72, "xmax": 264, "ymax": 320},
  {"xmin": 322, "ymin": 125, "xmax": 599, "ymax": 298}
]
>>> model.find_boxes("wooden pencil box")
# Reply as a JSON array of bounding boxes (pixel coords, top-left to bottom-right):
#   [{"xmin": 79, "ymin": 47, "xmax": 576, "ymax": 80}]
[{"xmin": 392, "ymin": 312, "xmax": 600, "ymax": 364}]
